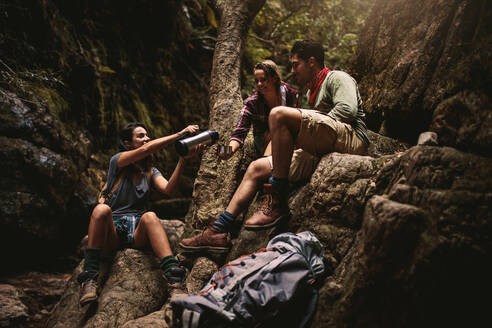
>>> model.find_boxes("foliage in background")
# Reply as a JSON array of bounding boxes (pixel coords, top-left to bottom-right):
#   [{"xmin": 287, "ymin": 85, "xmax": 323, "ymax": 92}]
[{"xmin": 242, "ymin": 0, "xmax": 374, "ymax": 97}]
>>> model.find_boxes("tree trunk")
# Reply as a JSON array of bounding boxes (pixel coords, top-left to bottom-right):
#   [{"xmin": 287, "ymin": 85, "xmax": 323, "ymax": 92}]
[{"xmin": 184, "ymin": 0, "xmax": 266, "ymax": 230}]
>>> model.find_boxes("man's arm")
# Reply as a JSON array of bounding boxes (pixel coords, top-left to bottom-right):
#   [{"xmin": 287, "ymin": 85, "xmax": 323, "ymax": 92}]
[{"xmin": 327, "ymin": 71, "xmax": 359, "ymax": 124}]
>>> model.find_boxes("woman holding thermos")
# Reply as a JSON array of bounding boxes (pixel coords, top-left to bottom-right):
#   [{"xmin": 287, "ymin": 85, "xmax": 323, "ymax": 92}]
[{"xmin": 78, "ymin": 122, "xmax": 201, "ymax": 306}]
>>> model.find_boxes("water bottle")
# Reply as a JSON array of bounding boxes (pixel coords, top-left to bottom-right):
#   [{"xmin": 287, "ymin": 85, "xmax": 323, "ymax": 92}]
[{"xmin": 175, "ymin": 129, "xmax": 219, "ymax": 156}]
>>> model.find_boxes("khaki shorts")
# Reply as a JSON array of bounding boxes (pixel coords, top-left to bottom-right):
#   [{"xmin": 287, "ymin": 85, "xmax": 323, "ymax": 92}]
[
  {"xmin": 267, "ymin": 149, "xmax": 320, "ymax": 182},
  {"xmin": 267, "ymin": 109, "xmax": 367, "ymax": 182}
]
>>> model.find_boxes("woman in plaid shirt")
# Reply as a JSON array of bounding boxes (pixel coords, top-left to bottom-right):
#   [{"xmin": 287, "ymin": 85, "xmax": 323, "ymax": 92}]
[{"xmin": 224, "ymin": 60, "xmax": 298, "ymax": 158}]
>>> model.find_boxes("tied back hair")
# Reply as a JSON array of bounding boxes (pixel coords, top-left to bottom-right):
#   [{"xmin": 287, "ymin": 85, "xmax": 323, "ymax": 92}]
[
  {"xmin": 119, "ymin": 122, "xmax": 153, "ymax": 172},
  {"xmin": 254, "ymin": 59, "xmax": 282, "ymax": 91}
]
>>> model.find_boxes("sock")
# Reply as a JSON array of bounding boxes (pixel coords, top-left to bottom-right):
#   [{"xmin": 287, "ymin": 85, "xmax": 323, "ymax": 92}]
[
  {"xmin": 160, "ymin": 256, "xmax": 179, "ymax": 277},
  {"xmin": 160, "ymin": 256, "xmax": 185, "ymax": 284},
  {"xmin": 268, "ymin": 176, "xmax": 289, "ymax": 192},
  {"xmin": 78, "ymin": 248, "xmax": 102, "ymax": 283},
  {"xmin": 212, "ymin": 211, "xmax": 235, "ymax": 233}
]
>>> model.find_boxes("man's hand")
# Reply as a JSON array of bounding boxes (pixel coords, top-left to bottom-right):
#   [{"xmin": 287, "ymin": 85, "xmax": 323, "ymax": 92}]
[{"xmin": 179, "ymin": 125, "xmax": 199, "ymax": 136}]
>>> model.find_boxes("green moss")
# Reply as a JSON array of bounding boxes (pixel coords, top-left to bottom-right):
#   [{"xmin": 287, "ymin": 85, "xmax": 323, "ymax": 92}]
[
  {"xmin": 31, "ymin": 86, "xmax": 68, "ymax": 118},
  {"xmin": 132, "ymin": 94, "xmax": 152, "ymax": 130}
]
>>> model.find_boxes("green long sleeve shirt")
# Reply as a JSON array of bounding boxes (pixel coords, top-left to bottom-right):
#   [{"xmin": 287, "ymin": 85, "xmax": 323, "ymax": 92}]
[{"xmin": 307, "ymin": 70, "xmax": 370, "ymax": 145}]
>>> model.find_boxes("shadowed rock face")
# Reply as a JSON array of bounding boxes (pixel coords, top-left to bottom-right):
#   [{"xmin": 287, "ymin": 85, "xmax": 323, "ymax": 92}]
[
  {"xmin": 1, "ymin": 0, "xmax": 211, "ymax": 272},
  {"xmin": 0, "ymin": 90, "xmax": 96, "ymax": 272},
  {"xmin": 354, "ymin": 0, "xmax": 492, "ymax": 155},
  {"xmin": 310, "ymin": 146, "xmax": 492, "ymax": 328},
  {"xmin": 200, "ymin": 144, "xmax": 491, "ymax": 328},
  {"xmin": 1, "ymin": 272, "xmax": 72, "ymax": 328}
]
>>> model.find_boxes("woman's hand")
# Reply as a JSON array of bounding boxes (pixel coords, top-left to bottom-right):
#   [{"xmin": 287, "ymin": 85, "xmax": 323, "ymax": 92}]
[
  {"xmin": 219, "ymin": 140, "xmax": 240, "ymax": 160},
  {"xmin": 182, "ymin": 143, "xmax": 207, "ymax": 161},
  {"xmin": 230, "ymin": 140, "xmax": 240, "ymax": 153},
  {"xmin": 179, "ymin": 125, "xmax": 199, "ymax": 136}
]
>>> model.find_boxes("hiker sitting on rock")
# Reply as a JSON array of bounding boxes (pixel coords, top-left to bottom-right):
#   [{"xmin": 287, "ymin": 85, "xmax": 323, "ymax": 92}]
[
  {"xmin": 220, "ymin": 59, "xmax": 298, "ymax": 159},
  {"xmin": 78, "ymin": 122, "xmax": 202, "ymax": 306},
  {"xmin": 180, "ymin": 39, "xmax": 369, "ymax": 253}
]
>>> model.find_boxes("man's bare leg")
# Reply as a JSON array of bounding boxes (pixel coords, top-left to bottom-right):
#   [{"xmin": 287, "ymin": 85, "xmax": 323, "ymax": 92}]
[
  {"xmin": 225, "ymin": 157, "xmax": 272, "ymax": 216},
  {"xmin": 243, "ymin": 106, "xmax": 302, "ymax": 229},
  {"xmin": 269, "ymin": 106, "xmax": 302, "ymax": 179},
  {"xmin": 179, "ymin": 157, "xmax": 271, "ymax": 251}
]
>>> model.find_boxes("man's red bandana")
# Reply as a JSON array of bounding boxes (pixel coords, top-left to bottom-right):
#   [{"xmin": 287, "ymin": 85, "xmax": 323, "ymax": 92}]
[{"xmin": 307, "ymin": 67, "xmax": 330, "ymax": 106}]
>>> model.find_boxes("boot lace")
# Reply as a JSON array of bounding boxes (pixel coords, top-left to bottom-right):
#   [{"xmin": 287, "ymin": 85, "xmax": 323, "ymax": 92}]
[{"xmin": 259, "ymin": 194, "xmax": 274, "ymax": 215}]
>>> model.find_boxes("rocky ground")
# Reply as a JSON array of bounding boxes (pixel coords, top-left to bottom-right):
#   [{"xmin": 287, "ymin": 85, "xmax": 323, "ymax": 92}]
[
  {"xmin": 1, "ymin": 268, "xmax": 75, "ymax": 327},
  {"xmin": 0, "ymin": 216, "xmax": 186, "ymax": 328}
]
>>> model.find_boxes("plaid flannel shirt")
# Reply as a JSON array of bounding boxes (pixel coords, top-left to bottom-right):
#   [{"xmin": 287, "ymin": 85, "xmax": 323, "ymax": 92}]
[{"xmin": 230, "ymin": 82, "xmax": 298, "ymax": 148}]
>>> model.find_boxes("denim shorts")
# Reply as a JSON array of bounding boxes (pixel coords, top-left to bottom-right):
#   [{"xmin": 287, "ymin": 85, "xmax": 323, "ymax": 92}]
[{"xmin": 113, "ymin": 214, "xmax": 142, "ymax": 247}]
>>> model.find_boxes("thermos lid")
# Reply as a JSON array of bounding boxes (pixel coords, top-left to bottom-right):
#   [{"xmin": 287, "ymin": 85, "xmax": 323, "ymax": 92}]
[{"xmin": 208, "ymin": 130, "xmax": 219, "ymax": 143}]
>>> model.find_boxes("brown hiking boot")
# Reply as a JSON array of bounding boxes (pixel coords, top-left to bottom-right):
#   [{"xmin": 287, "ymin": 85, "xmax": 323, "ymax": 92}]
[
  {"xmin": 79, "ymin": 279, "xmax": 98, "ymax": 306},
  {"xmin": 244, "ymin": 183, "xmax": 289, "ymax": 230},
  {"xmin": 179, "ymin": 227, "xmax": 231, "ymax": 253}
]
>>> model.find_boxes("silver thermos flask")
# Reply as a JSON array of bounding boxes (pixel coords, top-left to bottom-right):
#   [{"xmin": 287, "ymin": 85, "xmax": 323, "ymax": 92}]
[{"xmin": 175, "ymin": 129, "xmax": 219, "ymax": 156}]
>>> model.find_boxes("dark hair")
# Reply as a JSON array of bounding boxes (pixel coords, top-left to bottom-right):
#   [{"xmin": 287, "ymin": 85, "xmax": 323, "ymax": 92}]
[
  {"xmin": 119, "ymin": 122, "xmax": 153, "ymax": 171},
  {"xmin": 254, "ymin": 59, "xmax": 282, "ymax": 91},
  {"xmin": 291, "ymin": 40, "xmax": 325, "ymax": 67},
  {"xmin": 119, "ymin": 122, "xmax": 148, "ymax": 151}
]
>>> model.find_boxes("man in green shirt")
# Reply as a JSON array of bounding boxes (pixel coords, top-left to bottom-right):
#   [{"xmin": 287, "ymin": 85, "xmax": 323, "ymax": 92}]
[
  {"xmin": 244, "ymin": 39, "xmax": 370, "ymax": 227},
  {"xmin": 180, "ymin": 40, "xmax": 369, "ymax": 252}
]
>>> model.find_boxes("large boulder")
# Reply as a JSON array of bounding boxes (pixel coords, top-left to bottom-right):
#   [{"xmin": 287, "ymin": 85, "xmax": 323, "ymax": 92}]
[
  {"xmin": 227, "ymin": 131, "xmax": 408, "ymax": 262},
  {"xmin": 182, "ymin": 144, "xmax": 491, "ymax": 328},
  {"xmin": 47, "ymin": 220, "xmax": 185, "ymax": 328},
  {"xmin": 227, "ymin": 151, "xmax": 391, "ymax": 265},
  {"xmin": 0, "ymin": 89, "xmax": 94, "ymax": 271},
  {"xmin": 354, "ymin": 0, "xmax": 492, "ymax": 155},
  {"xmin": 311, "ymin": 146, "xmax": 492, "ymax": 327},
  {"xmin": 46, "ymin": 249, "xmax": 168, "ymax": 328},
  {"xmin": 287, "ymin": 153, "xmax": 388, "ymax": 268}
]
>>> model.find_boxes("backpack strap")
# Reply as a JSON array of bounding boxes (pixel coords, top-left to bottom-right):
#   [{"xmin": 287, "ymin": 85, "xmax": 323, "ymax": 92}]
[
  {"xmin": 182, "ymin": 309, "xmax": 201, "ymax": 328},
  {"xmin": 98, "ymin": 168, "xmax": 128, "ymax": 204},
  {"xmin": 98, "ymin": 167, "xmax": 154, "ymax": 204}
]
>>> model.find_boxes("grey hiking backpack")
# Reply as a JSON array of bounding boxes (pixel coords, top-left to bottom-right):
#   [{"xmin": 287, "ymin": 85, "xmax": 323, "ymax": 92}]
[{"xmin": 171, "ymin": 231, "xmax": 325, "ymax": 328}]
